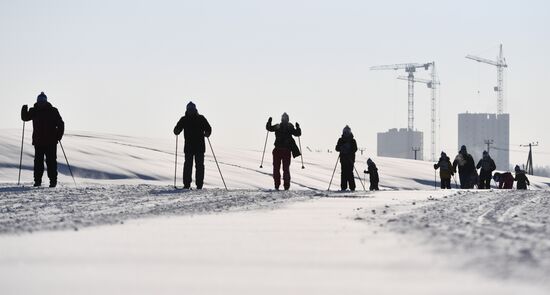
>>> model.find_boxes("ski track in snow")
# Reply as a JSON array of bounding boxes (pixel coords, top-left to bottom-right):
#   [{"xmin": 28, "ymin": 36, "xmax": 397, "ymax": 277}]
[
  {"xmin": 0, "ymin": 183, "xmax": 328, "ymax": 234},
  {"xmin": 359, "ymin": 190, "xmax": 550, "ymax": 285}
]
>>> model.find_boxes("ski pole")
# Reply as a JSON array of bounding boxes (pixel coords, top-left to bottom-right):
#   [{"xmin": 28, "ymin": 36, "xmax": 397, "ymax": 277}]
[
  {"xmin": 327, "ymin": 155, "xmax": 340, "ymax": 191},
  {"xmin": 298, "ymin": 136, "xmax": 305, "ymax": 169},
  {"xmin": 174, "ymin": 135, "xmax": 179, "ymax": 189},
  {"xmin": 17, "ymin": 121, "xmax": 25, "ymax": 186},
  {"xmin": 434, "ymin": 170, "xmax": 437, "ymax": 190},
  {"xmin": 354, "ymin": 165, "xmax": 366, "ymax": 191},
  {"xmin": 59, "ymin": 140, "xmax": 77, "ymax": 188},
  {"xmin": 207, "ymin": 137, "xmax": 228, "ymax": 191},
  {"xmin": 260, "ymin": 131, "xmax": 269, "ymax": 168}
]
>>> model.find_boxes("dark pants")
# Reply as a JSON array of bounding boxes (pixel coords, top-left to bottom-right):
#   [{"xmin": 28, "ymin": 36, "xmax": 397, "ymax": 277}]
[
  {"xmin": 369, "ymin": 181, "xmax": 379, "ymax": 191},
  {"xmin": 184, "ymin": 152, "xmax": 205, "ymax": 189},
  {"xmin": 479, "ymin": 171, "xmax": 492, "ymax": 189},
  {"xmin": 441, "ymin": 178, "xmax": 451, "ymax": 189},
  {"xmin": 459, "ymin": 172, "xmax": 470, "ymax": 189},
  {"xmin": 340, "ymin": 159, "xmax": 356, "ymax": 191},
  {"xmin": 34, "ymin": 145, "xmax": 57, "ymax": 185},
  {"xmin": 273, "ymin": 147, "xmax": 291, "ymax": 190}
]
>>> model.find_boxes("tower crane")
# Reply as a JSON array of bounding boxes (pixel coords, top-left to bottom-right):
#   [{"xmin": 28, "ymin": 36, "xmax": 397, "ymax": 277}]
[
  {"xmin": 466, "ymin": 44, "xmax": 507, "ymax": 114},
  {"xmin": 397, "ymin": 62, "xmax": 440, "ymax": 161},
  {"xmin": 370, "ymin": 63, "xmax": 431, "ymax": 131}
]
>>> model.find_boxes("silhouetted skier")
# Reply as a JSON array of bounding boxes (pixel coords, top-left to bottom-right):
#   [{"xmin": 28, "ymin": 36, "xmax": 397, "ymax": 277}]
[
  {"xmin": 364, "ymin": 158, "xmax": 379, "ymax": 191},
  {"xmin": 335, "ymin": 125, "xmax": 358, "ymax": 191},
  {"xmin": 434, "ymin": 151, "xmax": 453, "ymax": 189},
  {"xmin": 21, "ymin": 92, "xmax": 65, "ymax": 187},
  {"xmin": 173, "ymin": 102, "xmax": 212, "ymax": 189},
  {"xmin": 514, "ymin": 165, "xmax": 530, "ymax": 190},
  {"xmin": 452, "ymin": 145, "xmax": 476, "ymax": 189},
  {"xmin": 266, "ymin": 113, "xmax": 301, "ymax": 190},
  {"xmin": 476, "ymin": 151, "xmax": 496, "ymax": 189}
]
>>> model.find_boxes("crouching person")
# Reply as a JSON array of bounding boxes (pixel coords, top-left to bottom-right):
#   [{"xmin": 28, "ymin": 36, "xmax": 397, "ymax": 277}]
[{"xmin": 493, "ymin": 172, "xmax": 514, "ymax": 189}]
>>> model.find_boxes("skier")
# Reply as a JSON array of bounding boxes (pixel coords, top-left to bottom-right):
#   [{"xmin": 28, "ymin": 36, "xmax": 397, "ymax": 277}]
[
  {"xmin": 21, "ymin": 92, "xmax": 65, "ymax": 187},
  {"xmin": 514, "ymin": 165, "xmax": 530, "ymax": 190},
  {"xmin": 476, "ymin": 151, "xmax": 496, "ymax": 189},
  {"xmin": 493, "ymin": 172, "xmax": 514, "ymax": 189},
  {"xmin": 452, "ymin": 145, "xmax": 476, "ymax": 189},
  {"xmin": 335, "ymin": 125, "xmax": 358, "ymax": 191},
  {"xmin": 173, "ymin": 101, "xmax": 212, "ymax": 189},
  {"xmin": 364, "ymin": 158, "xmax": 379, "ymax": 191},
  {"xmin": 434, "ymin": 151, "xmax": 453, "ymax": 189},
  {"xmin": 265, "ymin": 113, "xmax": 302, "ymax": 190}
]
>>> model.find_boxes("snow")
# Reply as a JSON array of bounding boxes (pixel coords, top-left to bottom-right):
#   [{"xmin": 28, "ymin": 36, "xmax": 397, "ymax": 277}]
[{"xmin": 1, "ymin": 129, "xmax": 550, "ymax": 294}]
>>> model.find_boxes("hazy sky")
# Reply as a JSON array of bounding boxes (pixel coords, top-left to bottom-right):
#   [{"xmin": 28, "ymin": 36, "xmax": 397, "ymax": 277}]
[{"xmin": 1, "ymin": 0, "xmax": 549, "ymax": 166}]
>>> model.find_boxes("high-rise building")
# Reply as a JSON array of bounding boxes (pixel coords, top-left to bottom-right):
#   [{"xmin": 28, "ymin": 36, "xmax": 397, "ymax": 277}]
[
  {"xmin": 377, "ymin": 128, "xmax": 423, "ymax": 160},
  {"xmin": 458, "ymin": 113, "xmax": 510, "ymax": 170}
]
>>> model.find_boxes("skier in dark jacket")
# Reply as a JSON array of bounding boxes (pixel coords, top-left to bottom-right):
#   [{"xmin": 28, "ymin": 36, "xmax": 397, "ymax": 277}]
[
  {"xmin": 476, "ymin": 151, "xmax": 496, "ymax": 189},
  {"xmin": 493, "ymin": 172, "xmax": 514, "ymax": 189},
  {"xmin": 452, "ymin": 145, "xmax": 476, "ymax": 189},
  {"xmin": 21, "ymin": 92, "xmax": 65, "ymax": 187},
  {"xmin": 514, "ymin": 165, "xmax": 530, "ymax": 190},
  {"xmin": 335, "ymin": 125, "xmax": 358, "ymax": 191},
  {"xmin": 364, "ymin": 158, "xmax": 379, "ymax": 191},
  {"xmin": 434, "ymin": 151, "xmax": 453, "ymax": 189},
  {"xmin": 266, "ymin": 113, "xmax": 301, "ymax": 190},
  {"xmin": 173, "ymin": 101, "xmax": 212, "ymax": 189}
]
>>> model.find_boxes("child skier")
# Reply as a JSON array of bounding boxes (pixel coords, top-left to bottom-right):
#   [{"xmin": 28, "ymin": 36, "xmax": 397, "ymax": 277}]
[
  {"xmin": 514, "ymin": 165, "xmax": 530, "ymax": 190},
  {"xmin": 335, "ymin": 125, "xmax": 357, "ymax": 191},
  {"xmin": 434, "ymin": 151, "xmax": 453, "ymax": 189},
  {"xmin": 364, "ymin": 158, "xmax": 379, "ymax": 191}
]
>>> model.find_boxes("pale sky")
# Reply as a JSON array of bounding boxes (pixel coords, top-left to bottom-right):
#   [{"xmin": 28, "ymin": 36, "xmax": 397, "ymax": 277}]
[{"xmin": 1, "ymin": 0, "xmax": 549, "ymax": 166}]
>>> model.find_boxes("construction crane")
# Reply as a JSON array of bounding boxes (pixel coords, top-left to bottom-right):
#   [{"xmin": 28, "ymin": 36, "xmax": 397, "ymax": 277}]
[
  {"xmin": 397, "ymin": 62, "xmax": 440, "ymax": 161},
  {"xmin": 466, "ymin": 44, "xmax": 508, "ymax": 114},
  {"xmin": 370, "ymin": 63, "xmax": 431, "ymax": 131}
]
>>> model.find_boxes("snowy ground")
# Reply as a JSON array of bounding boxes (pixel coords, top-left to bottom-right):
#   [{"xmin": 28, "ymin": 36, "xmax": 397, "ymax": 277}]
[{"xmin": 1, "ymin": 129, "xmax": 550, "ymax": 294}]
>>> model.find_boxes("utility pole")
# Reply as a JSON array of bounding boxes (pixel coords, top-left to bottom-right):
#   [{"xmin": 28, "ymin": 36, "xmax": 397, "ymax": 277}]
[
  {"xmin": 359, "ymin": 148, "xmax": 366, "ymax": 156},
  {"xmin": 484, "ymin": 139, "xmax": 494, "ymax": 154},
  {"xmin": 520, "ymin": 142, "xmax": 539, "ymax": 175},
  {"xmin": 412, "ymin": 147, "xmax": 421, "ymax": 160}
]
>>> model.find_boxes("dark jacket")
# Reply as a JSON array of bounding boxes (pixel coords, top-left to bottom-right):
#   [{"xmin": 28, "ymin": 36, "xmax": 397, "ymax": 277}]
[
  {"xmin": 515, "ymin": 172, "xmax": 530, "ymax": 189},
  {"xmin": 496, "ymin": 172, "xmax": 514, "ymax": 189},
  {"xmin": 476, "ymin": 156, "xmax": 496, "ymax": 177},
  {"xmin": 266, "ymin": 121, "xmax": 302, "ymax": 158},
  {"xmin": 453, "ymin": 151, "xmax": 475, "ymax": 175},
  {"xmin": 21, "ymin": 102, "xmax": 64, "ymax": 146},
  {"xmin": 365, "ymin": 163, "xmax": 379, "ymax": 183},
  {"xmin": 174, "ymin": 112, "xmax": 212, "ymax": 154},
  {"xmin": 335, "ymin": 134, "xmax": 357, "ymax": 163},
  {"xmin": 434, "ymin": 155, "xmax": 453, "ymax": 179}
]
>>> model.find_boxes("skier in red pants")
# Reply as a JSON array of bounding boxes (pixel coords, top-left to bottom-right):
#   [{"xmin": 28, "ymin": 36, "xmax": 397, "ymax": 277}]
[{"xmin": 266, "ymin": 113, "xmax": 302, "ymax": 190}]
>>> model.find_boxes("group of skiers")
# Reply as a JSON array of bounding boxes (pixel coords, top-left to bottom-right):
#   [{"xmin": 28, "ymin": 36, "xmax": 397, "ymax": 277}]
[
  {"xmin": 434, "ymin": 145, "xmax": 530, "ymax": 190},
  {"xmin": 20, "ymin": 93, "xmax": 528, "ymax": 191}
]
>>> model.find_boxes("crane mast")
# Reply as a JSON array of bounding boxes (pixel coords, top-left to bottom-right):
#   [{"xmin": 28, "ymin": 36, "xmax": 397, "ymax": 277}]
[{"xmin": 466, "ymin": 44, "xmax": 508, "ymax": 114}]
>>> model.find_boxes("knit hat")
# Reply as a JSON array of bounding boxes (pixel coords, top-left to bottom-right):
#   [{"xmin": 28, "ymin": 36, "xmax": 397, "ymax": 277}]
[
  {"xmin": 281, "ymin": 112, "xmax": 289, "ymax": 123},
  {"xmin": 515, "ymin": 165, "xmax": 521, "ymax": 172},
  {"xmin": 460, "ymin": 145, "xmax": 467, "ymax": 153},
  {"xmin": 37, "ymin": 92, "xmax": 47, "ymax": 102},
  {"xmin": 186, "ymin": 101, "xmax": 197, "ymax": 114},
  {"xmin": 441, "ymin": 151, "xmax": 447, "ymax": 157},
  {"xmin": 367, "ymin": 158, "xmax": 373, "ymax": 165},
  {"xmin": 343, "ymin": 125, "xmax": 352, "ymax": 136}
]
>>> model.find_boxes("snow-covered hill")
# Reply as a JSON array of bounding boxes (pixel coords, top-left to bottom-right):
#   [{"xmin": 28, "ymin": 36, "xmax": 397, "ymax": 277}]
[{"xmin": 2, "ymin": 129, "xmax": 548, "ymax": 190}]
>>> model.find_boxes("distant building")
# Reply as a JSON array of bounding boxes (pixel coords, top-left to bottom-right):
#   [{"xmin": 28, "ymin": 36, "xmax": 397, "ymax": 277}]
[
  {"xmin": 377, "ymin": 128, "xmax": 423, "ymax": 160},
  {"xmin": 458, "ymin": 113, "xmax": 510, "ymax": 170}
]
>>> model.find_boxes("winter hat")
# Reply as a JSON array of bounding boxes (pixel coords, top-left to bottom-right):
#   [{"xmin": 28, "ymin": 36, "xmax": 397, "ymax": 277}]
[
  {"xmin": 281, "ymin": 112, "xmax": 289, "ymax": 123},
  {"xmin": 367, "ymin": 158, "xmax": 373, "ymax": 165},
  {"xmin": 460, "ymin": 145, "xmax": 467, "ymax": 153},
  {"xmin": 441, "ymin": 151, "xmax": 447, "ymax": 157},
  {"xmin": 37, "ymin": 92, "xmax": 47, "ymax": 102},
  {"xmin": 343, "ymin": 125, "xmax": 352, "ymax": 136},
  {"xmin": 186, "ymin": 101, "xmax": 197, "ymax": 114},
  {"xmin": 515, "ymin": 165, "xmax": 521, "ymax": 172},
  {"xmin": 483, "ymin": 150, "xmax": 489, "ymax": 157}
]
